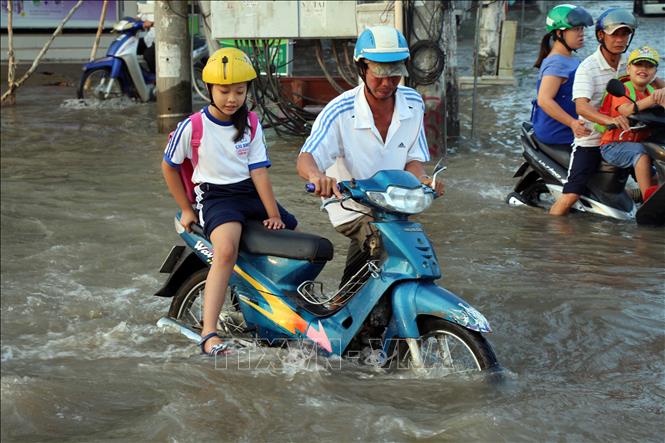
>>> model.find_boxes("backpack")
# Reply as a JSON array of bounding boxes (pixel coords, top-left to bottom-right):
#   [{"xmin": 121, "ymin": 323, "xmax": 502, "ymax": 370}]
[{"xmin": 173, "ymin": 110, "xmax": 259, "ymax": 203}]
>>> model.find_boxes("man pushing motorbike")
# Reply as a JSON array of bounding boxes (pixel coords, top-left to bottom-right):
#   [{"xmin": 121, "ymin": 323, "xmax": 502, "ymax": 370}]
[{"xmin": 296, "ymin": 25, "xmax": 444, "ymax": 286}]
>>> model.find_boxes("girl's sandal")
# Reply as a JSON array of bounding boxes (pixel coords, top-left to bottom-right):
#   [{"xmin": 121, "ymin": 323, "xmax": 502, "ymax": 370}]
[{"xmin": 199, "ymin": 332, "xmax": 231, "ymax": 356}]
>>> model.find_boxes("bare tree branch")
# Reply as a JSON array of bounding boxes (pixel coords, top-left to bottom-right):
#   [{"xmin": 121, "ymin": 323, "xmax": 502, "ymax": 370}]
[{"xmin": 2, "ymin": 0, "xmax": 84, "ymax": 104}]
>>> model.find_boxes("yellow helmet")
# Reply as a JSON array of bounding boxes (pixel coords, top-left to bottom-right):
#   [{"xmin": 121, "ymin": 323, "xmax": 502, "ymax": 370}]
[
  {"xmin": 202, "ymin": 47, "xmax": 257, "ymax": 85},
  {"xmin": 627, "ymin": 46, "xmax": 660, "ymax": 67}
]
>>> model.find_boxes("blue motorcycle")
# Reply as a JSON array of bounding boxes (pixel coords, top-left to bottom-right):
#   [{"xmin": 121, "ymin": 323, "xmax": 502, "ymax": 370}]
[
  {"xmin": 78, "ymin": 17, "xmax": 208, "ymax": 102},
  {"xmin": 155, "ymin": 170, "xmax": 498, "ymax": 372}
]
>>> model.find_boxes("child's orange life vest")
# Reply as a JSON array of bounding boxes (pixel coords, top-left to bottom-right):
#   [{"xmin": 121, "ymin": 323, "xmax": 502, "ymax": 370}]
[{"xmin": 597, "ymin": 76, "xmax": 654, "ymax": 145}]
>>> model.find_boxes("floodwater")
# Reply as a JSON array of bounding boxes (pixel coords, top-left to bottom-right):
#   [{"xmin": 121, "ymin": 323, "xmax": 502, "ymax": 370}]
[{"xmin": 1, "ymin": 2, "xmax": 664, "ymax": 442}]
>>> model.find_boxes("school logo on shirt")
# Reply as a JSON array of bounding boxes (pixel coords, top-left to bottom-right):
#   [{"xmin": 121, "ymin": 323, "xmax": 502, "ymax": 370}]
[{"xmin": 235, "ymin": 137, "xmax": 250, "ymax": 157}]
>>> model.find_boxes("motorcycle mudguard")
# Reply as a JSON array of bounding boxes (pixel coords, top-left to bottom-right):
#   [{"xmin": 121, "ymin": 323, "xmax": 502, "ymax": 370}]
[
  {"xmin": 512, "ymin": 162, "xmax": 530, "ymax": 179},
  {"xmin": 154, "ymin": 246, "xmax": 207, "ymax": 298},
  {"xmin": 83, "ymin": 57, "xmax": 123, "ymax": 78},
  {"xmin": 386, "ymin": 281, "xmax": 491, "ymax": 339}
]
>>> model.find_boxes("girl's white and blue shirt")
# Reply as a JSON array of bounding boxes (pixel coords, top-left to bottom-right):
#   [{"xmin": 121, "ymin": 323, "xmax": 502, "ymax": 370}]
[
  {"xmin": 163, "ymin": 107, "xmax": 270, "ymax": 185},
  {"xmin": 300, "ymin": 84, "xmax": 430, "ymax": 226}
]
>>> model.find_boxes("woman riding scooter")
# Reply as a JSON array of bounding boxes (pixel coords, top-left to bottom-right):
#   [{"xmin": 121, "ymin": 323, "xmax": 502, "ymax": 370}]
[{"xmin": 531, "ymin": 4, "xmax": 594, "ymax": 146}]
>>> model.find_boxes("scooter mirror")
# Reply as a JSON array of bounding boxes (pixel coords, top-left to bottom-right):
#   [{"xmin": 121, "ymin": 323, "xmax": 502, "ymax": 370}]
[{"xmin": 607, "ymin": 78, "xmax": 628, "ymax": 98}]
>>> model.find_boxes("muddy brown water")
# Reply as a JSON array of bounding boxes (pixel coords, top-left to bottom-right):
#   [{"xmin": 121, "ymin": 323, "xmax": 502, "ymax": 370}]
[{"xmin": 2, "ymin": 2, "xmax": 664, "ymax": 441}]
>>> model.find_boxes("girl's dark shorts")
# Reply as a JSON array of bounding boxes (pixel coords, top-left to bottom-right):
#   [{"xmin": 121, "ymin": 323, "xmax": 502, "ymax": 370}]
[{"xmin": 197, "ymin": 179, "xmax": 297, "ymax": 238}]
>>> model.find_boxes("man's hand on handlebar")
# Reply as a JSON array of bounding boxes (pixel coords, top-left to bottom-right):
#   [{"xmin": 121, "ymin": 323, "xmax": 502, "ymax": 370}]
[
  {"xmin": 308, "ymin": 171, "xmax": 342, "ymax": 199},
  {"xmin": 420, "ymin": 175, "xmax": 445, "ymax": 196}
]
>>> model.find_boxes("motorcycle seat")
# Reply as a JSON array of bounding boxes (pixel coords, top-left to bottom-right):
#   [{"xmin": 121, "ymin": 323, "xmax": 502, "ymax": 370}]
[
  {"xmin": 240, "ymin": 221, "xmax": 334, "ymax": 263},
  {"xmin": 525, "ymin": 123, "xmax": 622, "ymax": 173}
]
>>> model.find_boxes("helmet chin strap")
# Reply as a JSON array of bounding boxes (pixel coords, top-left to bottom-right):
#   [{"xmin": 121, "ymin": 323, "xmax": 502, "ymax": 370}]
[
  {"xmin": 554, "ymin": 30, "xmax": 576, "ymax": 53},
  {"xmin": 359, "ymin": 63, "xmax": 397, "ymax": 100},
  {"xmin": 206, "ymin": 84, "xmax": 224, "ymax": 114}
]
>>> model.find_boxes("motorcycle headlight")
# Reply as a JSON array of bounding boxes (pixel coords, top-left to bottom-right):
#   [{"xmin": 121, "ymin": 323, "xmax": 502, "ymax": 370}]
[
  {"xmin": 366, "ymin": 186, "xmax": 433, "ymax": 214},
  {"xmin": 113, "ymin": 20, "xmax": 131, "ymax": 32}
]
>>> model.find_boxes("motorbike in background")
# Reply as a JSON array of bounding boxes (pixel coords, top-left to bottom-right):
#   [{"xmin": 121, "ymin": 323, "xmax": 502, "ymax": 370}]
[
  {"xmin": 78, "ymin": 17, "xmax": 208, "ymax": 102},
  {"xmin": 155, "ymin": 169, "xmax": 499, "ymax": 374},
  {"xmin": 506, "ymin": 79, "xmax": 665, "ymax": 226}
]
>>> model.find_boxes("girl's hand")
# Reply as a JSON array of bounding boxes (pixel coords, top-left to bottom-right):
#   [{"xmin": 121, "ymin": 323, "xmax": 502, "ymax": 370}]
[
  {"xmin": 180, "ymin": 208, "xmax": 198, "ymax": 233},
  {"xmin": 263, "ymin": 217, "xmax": 285, "ymax": 230},
  {"xmin": 570, "ymin": 119, "xmax": 591, "ymax": 138}
]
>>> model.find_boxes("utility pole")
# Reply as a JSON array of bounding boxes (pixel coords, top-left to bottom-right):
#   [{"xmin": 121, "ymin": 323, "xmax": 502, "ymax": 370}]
[
  {"xmin": 441, "ymin": 2, "xmax": 459, "ymax": 141},
  {"xmin": 155, "ymin": 0, "xmax": 191, "ymax": 133},
  {"xmin": 408, "ymin": 1, "xmax": 459, "ymax": 158},
  {"xmin": 477, "ymin": 0, "xmax": 506, "ymax": 76}
]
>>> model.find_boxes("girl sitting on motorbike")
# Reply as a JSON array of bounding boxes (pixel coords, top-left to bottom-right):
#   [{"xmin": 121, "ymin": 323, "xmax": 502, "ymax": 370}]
[
  {"xmin": 161, "ymin": 48, "xmax": 298, "ymax": 355},
  {"xmin": 531, "ymin": 4, "xmax": 594, "ymax": 145}
]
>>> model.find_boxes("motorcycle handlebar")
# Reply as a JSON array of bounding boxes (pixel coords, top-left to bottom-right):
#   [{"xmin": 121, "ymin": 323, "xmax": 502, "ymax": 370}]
[
  {"xmin": 190, "ymin": 223, "xmax": 205, "ymax": 237},
  {"xmin": 305, "ymin": 183, "xmax": 342, "ymax": 193}
]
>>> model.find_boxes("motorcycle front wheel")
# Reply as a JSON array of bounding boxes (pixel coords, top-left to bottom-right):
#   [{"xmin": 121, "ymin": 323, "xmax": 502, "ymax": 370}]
[
  {"xmin": 78, "ymin": 68, "xmax": 122, "ymax": 100},
  {"xmin": 390, "ymin": 317, "xmax": 498, "ymax": 374},
  {"xmin": 167, "ymin": 268, "xmax": 249, "ymax": 338}
]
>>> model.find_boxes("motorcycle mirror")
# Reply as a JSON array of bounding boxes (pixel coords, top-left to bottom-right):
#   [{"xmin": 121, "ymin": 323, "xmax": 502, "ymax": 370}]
[
  {"xmin": 431, "ymin": 158, "xmax": 447, "ymax": 191},
  {"xmin": 433, "ymin": 157, "xmax": 446, "ymax": 174},
  {"xmin": 607, "ymin": 78, "xmax": 629, "ymax": 99}
]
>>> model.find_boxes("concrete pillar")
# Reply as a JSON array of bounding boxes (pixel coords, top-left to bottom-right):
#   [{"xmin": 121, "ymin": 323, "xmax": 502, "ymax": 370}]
[
  {"xmin": 155, "ymin": 0, "xmax": 191, "ymax": 133},
  {"xmin": 477, "ymin": 0, "xmax": 506, "ymax": 76},
  {"xmin": 198, "ymin": 0, "xmax": 220, "ymax": 54},
  {"xmin": 442, "ymin": 2, "xmax": 459, "ymax": 139}
]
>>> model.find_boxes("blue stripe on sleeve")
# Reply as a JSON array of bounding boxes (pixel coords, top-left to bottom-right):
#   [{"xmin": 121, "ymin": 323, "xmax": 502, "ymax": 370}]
[
  {"xmin": 165, "ymin": 119, "xmax": 185, "ymax": 156},
  {"xmin": 301, "ymin": 97, "xmax": 354, "ymax": 153},
  {"xmin": 418, "ymin": 127, "xmax": 430, "ymax": 161},
  {"xmin": 303, "ymin": 103, "xmax": 355, "ymax": 153},
  {"xmin": 165, "ymin": 118, "xmax": 191, "ymax": 159},
  {"xmin": 163, "ymin": 153, "xmax": 180, "ymax": 168},
  {"xmin": 248, "ymin": 160, "xmax": 271, "ymax": 170}
]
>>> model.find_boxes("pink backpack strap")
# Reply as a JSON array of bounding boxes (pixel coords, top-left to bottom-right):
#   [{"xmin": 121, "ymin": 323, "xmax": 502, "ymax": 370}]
[
  {"xmin": 248, "ymin": 111, "xmax": 259, "ymax": 141},
  {"xmin": 177, "ymin": 111, "xmax": 203, "ymax": 204},
  {"xmin": 190, "ymin": 111, "xmax": 204, "ymax": 167}
]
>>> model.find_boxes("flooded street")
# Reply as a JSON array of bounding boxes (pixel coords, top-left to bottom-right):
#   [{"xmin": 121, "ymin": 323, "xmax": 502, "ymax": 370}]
[{"xmin": 2, "ymin": 2, "xmax": 664, "ymax": 441}]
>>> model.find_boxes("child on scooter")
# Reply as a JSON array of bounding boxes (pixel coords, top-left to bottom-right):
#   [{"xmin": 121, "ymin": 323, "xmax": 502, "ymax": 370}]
[
  {"xmin": 599, "ymin": 46, "xmax": 665, "ymax": 201},
  {"xmin": 161, "ymin": 48, "xmax": 297, "ymax": 356}
]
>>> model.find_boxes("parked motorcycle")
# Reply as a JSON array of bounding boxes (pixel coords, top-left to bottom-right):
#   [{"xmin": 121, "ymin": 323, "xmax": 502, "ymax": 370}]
[
  {"xmin": 155, "ymin": 169, "xmax": 499, "ymax": 373},
  {"xmin": 506, "ymin": 79, "xmax": 665, "ymax": 226},
  {"xmin": 78, "ymin": 17, "xmax": 208, "ymax": 102}
]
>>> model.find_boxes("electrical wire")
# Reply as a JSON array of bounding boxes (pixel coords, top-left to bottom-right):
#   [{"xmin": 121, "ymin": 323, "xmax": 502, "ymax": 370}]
[
  {"xmin": 403, "ymin": 0, "xmax": 446, "ymax": 87},
  {"xmin": 315, "ymin": 40, "xmax": 347, "ymax": 94},
  {"xmin": 408, "ymin": 39, "xmax": 445, "ymax": 85},
  {"xmin": 234, "ymin": 38, "xmax": 358, "ymax": 137},
  {"xmin": 332, "ymin": 40, "xmax": 358, "ymax": 88}
]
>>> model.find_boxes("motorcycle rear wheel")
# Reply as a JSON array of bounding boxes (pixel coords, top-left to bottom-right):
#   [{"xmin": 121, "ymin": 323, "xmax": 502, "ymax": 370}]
[
  {"xmin": 390, "ymin": 317, "xmax": 498, "ymax": 374},
  {"xmin": 508, "ymin": 179, "xmax": 549, "ymax": 207},
  {"xmin": 167, "ymin": 268, "xmax": 249, "ymax": 338},
  {"xmin": 78, "ymin": 68, "xmax": 122, "ymax": 100}
]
